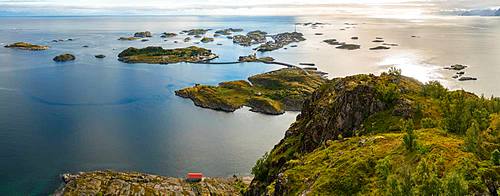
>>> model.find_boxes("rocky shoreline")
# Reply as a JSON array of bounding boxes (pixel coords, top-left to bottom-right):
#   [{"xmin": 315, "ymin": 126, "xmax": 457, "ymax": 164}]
[{"xmin": 54, "ymin": 170, "xmax": 249, "ymax": 195}]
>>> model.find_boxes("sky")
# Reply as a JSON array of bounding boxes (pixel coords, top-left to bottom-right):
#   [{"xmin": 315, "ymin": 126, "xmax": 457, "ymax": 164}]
[{"xmin": 0, "ymin": 0, "xmax": 499, "ymax": 16}]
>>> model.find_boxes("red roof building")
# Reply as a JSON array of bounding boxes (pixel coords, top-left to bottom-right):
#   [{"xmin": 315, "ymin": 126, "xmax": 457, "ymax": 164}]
[{"xmin": 186, "ymin": 172, "xmax": 203, "ymax": 182}]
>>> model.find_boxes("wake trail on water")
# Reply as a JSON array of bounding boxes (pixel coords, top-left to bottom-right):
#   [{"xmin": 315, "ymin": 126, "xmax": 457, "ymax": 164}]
[
  {"xmin": 1, "ymin": 86, "xmax": 164, "ymax": 106},
  {"xmin": 0, "ymin": 87, "xmax": 19, "ymax": 92},
  {"xmin": 28, "ymin": 96, "xmax": 142, "ymax": 106}
]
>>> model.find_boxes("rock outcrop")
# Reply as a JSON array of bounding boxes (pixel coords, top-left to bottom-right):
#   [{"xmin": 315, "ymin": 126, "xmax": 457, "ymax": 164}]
[
  {"xmin": 134, "ymin": 31, "xmax": 152, "ymax": 38},
  {"xmin": 215, "ymin": 28, "xmax": 243, "ymax": 35},
  {"xmin": 4, "ymin": 42, "xmax": 49, "ymax": 50},
  {"xmin": 161, "ymin": 32, "xmax": 177, "ymax": 38},
  {"xmin": 53, "ymin": 54, "xmax": 76, "ymax": 62},
  {"xmin": 182, "ymin": 29, "xmax": 210, "ymax": 36},
  {"xmin": 370, "ymin": 46, "xmax": 390, "ymax": 50},
  {"xmin": 118, "ymin": 37, "xmax": 139, "ymax": 41},
  {"xmin": 444, "ymin": 64, "xmax": 467, "ymax": 71},
  {"xmin": 336, "ymin": 44, "xmax": 360, "ymax": 50},
  {"xmin": 54, "ymin": 170, "xmax": 245, "ymax": 195}
]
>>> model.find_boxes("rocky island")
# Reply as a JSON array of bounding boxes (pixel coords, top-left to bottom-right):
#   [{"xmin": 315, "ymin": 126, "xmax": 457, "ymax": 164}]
[
  {"xmin": 233, "ymin": 30, "xmax": 268, "ymax": 46},
  {"xmin": 161, "ymin": 32, "xmax": 177, "ymax": 38},
  {"xmin": 182, "ymin": 29, "xmax": 210, "ymax": 36},
  {"xmin": 55, "ymin": 170, "xmax": 247, "ymax": 195},
  {"xmin": 215, "ymin": 28, "xmax": 243, "ymax": 36},
  {"xmin": 134, "ymin": 31, "xmax": 152, "ymax": 38},
  {"xmin": 323, "ymin": 39, "xmax": 360, "ymax": 50},
  {"xmin": 118, "ymin": 37, "xmax": 139, "ymax": 41},
  {"xmin": 175, "ymin": 68, "xmax": 327, "ymax": 115},
  {"xmin": 256, "ymin": 32, "xmax": 306, "ymax": 52},
  {"xmin": 238, "ymin": 54, "xmax": 274, "ymax": 62},
  {"xmin": 117, "ymin": 46, "xmax": 218, "ymax": 64},
  {"xmin": 370, "ymin": 46, "xmax": 391, "ymax": 50},
  {"xmin": 4, "ymin": 42, "xmax": 49, "ymax": 50},
  {"xmin": 336, "ymin": 44, "xmax": 361, "ymax": 50},
  {"xmin": 200, "ymin": 37, "xmax": 214, "ymax": 43}
]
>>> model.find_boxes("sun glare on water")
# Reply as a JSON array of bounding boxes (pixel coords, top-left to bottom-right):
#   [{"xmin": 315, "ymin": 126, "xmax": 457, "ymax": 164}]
[{"xmin": 378, "ymin": 53, "xmax": 445, "ymax": 84}]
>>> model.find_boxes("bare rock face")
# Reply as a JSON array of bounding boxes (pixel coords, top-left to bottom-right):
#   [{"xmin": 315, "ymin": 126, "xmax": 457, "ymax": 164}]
[
  {"xmin": 55, "ymin": 170, "xmax": 245, "ymax": 195},
  {"xmin": 291, "ymin": 75, "xmax": 389, "ymax": 152}
]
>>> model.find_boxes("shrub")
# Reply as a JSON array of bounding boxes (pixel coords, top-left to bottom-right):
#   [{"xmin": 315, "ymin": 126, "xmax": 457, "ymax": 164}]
[
  {"xmin": 421, "ymin": 118, "xmax": 438, "ymax": 128},
  {"xmin": 377, "ymin": 83, "xmax": 401, "ymax": 105},
  {"xmin": 421, "ymin": 81, "xmax": 447, "ymax": 99},
  {"xmin": 386, "ymin": 168, "xmax": 413, "ymax": 196},
  {"xmin": 375, "ymin": 157, "xmax": 391, "ymax": 180},
  {"xmin": 414, "ymin": 159, "xmax": 441, "ymax": 195},
  {"xmin": 443, "ymin": 172, "xmax": 468, "ymax": 196},
  {"xmin": 252, "ymin": 152, "xmax": 269, "ymax": 181},
  {"xmin": 441, "ymin": 91, "xmax": 471, "ymax": 134},
  {"xmin": 492, "ymin": 149, "xmax": 500, "ymax": 165},
  {"xmin": 402, "ymin": 120, "xmax": 417, "ymax": 151}
]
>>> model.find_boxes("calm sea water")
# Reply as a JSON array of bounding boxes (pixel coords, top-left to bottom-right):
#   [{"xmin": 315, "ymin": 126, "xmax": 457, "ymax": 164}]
[{"xmin": 0, "ymin": 15, "xmax": 499, "ymax": 194}]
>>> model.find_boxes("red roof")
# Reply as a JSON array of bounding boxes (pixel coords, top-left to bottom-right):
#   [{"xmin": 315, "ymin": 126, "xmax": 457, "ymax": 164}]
[{"xmin": 187, "ymin": 173, "xmax": 203, "ymax": 179}]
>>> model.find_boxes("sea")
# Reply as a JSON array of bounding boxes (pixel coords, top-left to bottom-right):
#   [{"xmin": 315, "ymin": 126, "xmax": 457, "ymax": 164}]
[{"xmin": 0, "ymin": 15, "xmax": 499, "ymax": 194}]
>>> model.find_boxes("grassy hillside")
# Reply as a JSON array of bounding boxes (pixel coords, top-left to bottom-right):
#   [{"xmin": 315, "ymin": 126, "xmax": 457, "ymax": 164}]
[{"xmin": 247, "ymin": 69, "xmax": 500, "ymax": 195}]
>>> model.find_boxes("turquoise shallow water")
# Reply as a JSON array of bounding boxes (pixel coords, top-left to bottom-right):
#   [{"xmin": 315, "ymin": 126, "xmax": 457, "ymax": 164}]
[{"xmin": 0, "ymin": 15, "xmax": 499, "ymax": 194}]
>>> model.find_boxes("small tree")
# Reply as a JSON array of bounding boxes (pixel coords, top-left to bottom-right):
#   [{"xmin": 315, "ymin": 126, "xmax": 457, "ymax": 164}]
[
  {"xmin": 402, "ymin": 120, "xmax": 417, "ymax": 151},
  {"xmin": 388, "ymin": 67, "xmax": 402, "ymax": 77},
  {"xmin": 464, "ymin": 120, "xmax": 481, "ymax": 153}
]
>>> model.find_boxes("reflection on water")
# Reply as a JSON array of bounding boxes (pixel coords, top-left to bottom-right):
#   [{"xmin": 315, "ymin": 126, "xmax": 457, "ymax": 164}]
[
  {"xmin": 0, "ymin": 15, "xmax": 499, "ymax": 194},
  {"xmin": 377, "ymin": 53, "xmax": 445, "ymax": 83}
]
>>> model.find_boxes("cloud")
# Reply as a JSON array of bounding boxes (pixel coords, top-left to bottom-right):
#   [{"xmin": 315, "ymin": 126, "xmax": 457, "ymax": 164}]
[{"xmin": 0, "ymin": 0, "xmax": 498, "ymax": 16}]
